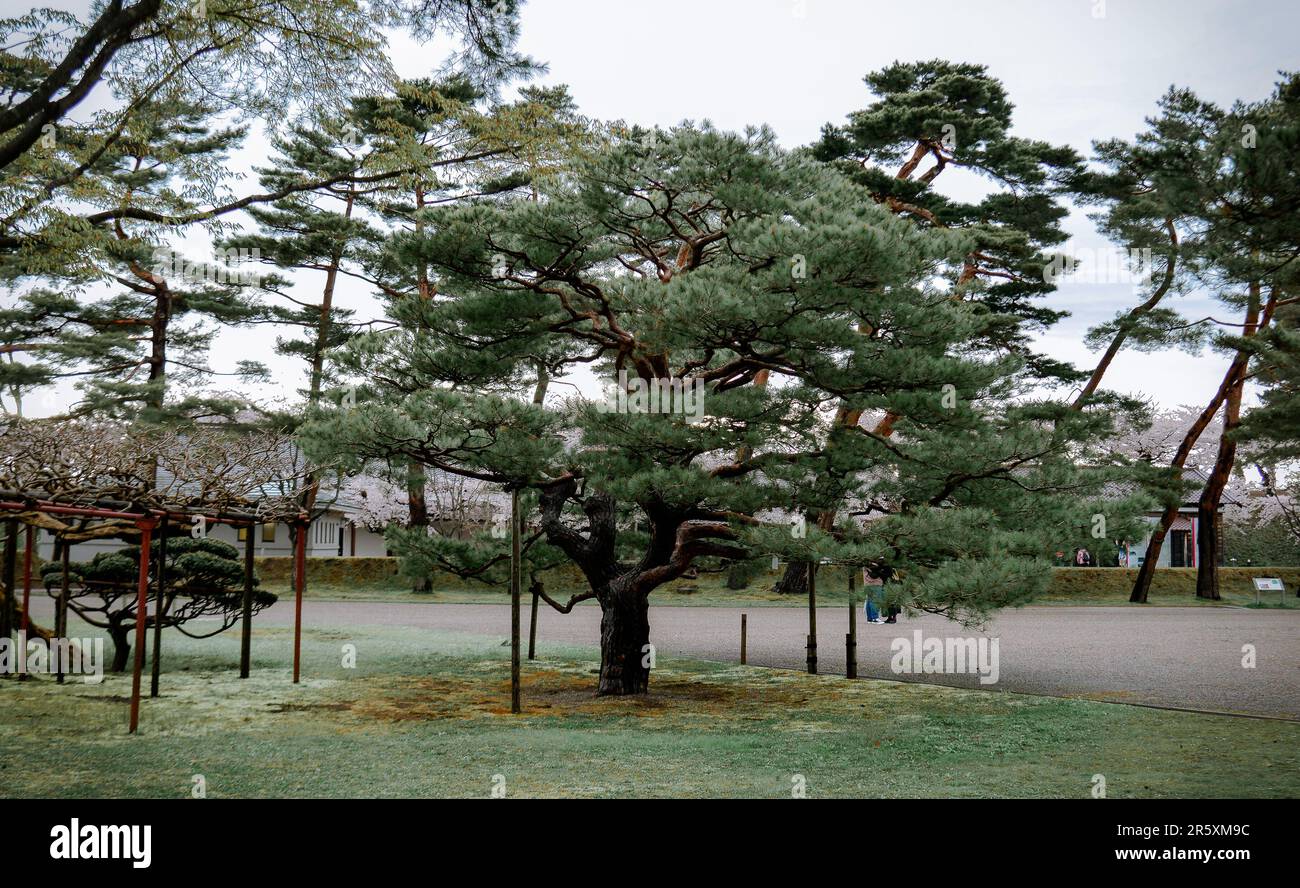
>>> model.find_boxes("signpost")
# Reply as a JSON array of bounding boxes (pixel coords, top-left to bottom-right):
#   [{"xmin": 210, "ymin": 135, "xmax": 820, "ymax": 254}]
[{"xmin": 1252, "ymin": 577, "xmax": 1285, "ymax": 606}]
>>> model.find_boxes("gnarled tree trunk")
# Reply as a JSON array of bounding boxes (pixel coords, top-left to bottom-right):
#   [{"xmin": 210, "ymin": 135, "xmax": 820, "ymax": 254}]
[
  {"xmin": 534, "ymin": 467, "xmax": 744, "ymax": 696},
  {"xmin": 535, "ymin": 475, "xmax": 744, "ymax": 696},
  {"xmin": 773, "ymin": 560, "xmax": 809, "ymax": 596},
  {"xmin": 108, "ymin": 621, "xmax": 131, "ymax": 673},
  {"xmin": 597, "ymin": 578, "xmax": 650, "ymax": 695}
]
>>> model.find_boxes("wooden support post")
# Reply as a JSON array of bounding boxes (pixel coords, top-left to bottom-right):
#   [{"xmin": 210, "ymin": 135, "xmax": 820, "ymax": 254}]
[
  {"xmin": 129, "ymin": 519, "xmax": 154, "ymax": 734},
  {"xmin": 240, "ymin": 525, "xmax": 255, "ymax": 678},
  {"xmin": 293, "ymin": 519, "xmax": 306, "ymax": 684},
  {"xmin": 149, "ymin": 519, "xmax": 166, "ymax": 698},
  {"xmin": 56, "ymin": 544, "xmax": 69, "ymax": 684},
  {"xmin": 18, "ymin": 525, "xmax": 32, "ymax": 681},
  {"xmin": 1, "ymin": 519, "xmax": 16, "ymax": 647},
  {"xmin": 846, "ymin": 567, "xmax": 857, "ymax": 680},
  {"xmin": 806, "ymin": 561, "xmax": 818, "ymax": 675},
  {"xmin": 21, "ymin": 525, "xmax": 32, "ymax": 634},
  {"xmin": 740, "ymin": 613, "xmax": 747, "ymax": 665},
  {"xmin": 527, "ymin": 580, "xmax": 539, "ymax": 661},
  {"xmin": 510, "ymin": 489, "xmax": 521, "ymax": 714}
]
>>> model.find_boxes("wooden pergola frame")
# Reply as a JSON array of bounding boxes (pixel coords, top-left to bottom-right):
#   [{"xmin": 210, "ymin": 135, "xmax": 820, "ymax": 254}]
[{"xmin": 0, "ymin": 494, "xmax": 309, "ymax": 734}]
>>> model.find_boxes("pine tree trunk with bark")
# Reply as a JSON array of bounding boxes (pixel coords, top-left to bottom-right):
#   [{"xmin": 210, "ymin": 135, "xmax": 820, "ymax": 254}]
[
  {"xmin": 1194, "ymin": 283, "xmax": 1265, "ymax": 598},
  {"xmin": 1130, "ymin": 283, "xmax": 1271, "ymax": 602},
  {"xmin": 406, "ymin": 461, "xmax": 433, "ymax": 593},
  {"xmin": 773, "ymin": 559, "xmax": 809, "ymax": 596},
  {"xmin": 534, "ymin": 477, "xmax": 742, "ymax": 695},
  {"xmin": 108, "ymin": 620, "xmax": 131, "ymax": 673},
  {"xmin": 596, "ymin": 577, "xmax": 650, "ymax": 695}
]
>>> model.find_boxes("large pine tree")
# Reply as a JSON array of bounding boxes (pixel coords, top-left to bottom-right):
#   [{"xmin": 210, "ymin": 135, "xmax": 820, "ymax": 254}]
[
  {"xmin": 1081, "ymin": 76, "xmax": 1300, "ymax": 600},
  {"xmin": 2, "ymin": 98, "xmax": 265, "ymax": 423},
  {"xmin": 302, "ymin": 125, "xmax": 1138, "ymax": 694},
  {"xmin": 761, "ymin": 60, "xmax": 1086, "ymax": 595},
  {"xmin": 327, "ymin": 78, "xmax": 592, "ymax": 587}
]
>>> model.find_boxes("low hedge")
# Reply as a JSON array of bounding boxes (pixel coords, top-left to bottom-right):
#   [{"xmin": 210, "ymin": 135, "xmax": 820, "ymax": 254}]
[
  {"xmin": 254, "ymin": 557, "xmax": 1300, "ymax": 601},
  {"xmin": 255, "ymin": 556, "xmax": 401, "ymax": 588},
  {"xmin": 1046, "ymin": 567, "xmax": 1300, "ymax": 600},
  {"xmin": 253, "ymin": 556, "xmax": 588, "ymax": 591}
]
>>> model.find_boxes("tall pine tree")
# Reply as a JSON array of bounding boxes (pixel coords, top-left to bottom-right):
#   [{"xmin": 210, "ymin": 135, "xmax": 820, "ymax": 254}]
[
  {"xmin": 764, "ymin": 60, "xmax": 1086, "ymax": 595},
  {"xmin": 302, "ymin": 125, "xmax": 1139, "ymax": 695}
]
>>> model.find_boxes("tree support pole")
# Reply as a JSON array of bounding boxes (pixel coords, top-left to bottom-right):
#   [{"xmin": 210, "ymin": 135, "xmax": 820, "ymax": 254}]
[
  {"xmin": 18, "ymin": 525, "xmax": 32, "ymax": 681},
  {"xmin": 149, "ymin": 518, "xmax": 166, "ymax": 697},
  {"xmin": 740, "ymin": 613, "xmax": 747, "ymax": 665},
  {"xmin": 56, "ymin": 543, "xmax": 69, "ymax": 684},
  {"xmin": 846, "ymin": 568, "xmax": 857, "ymax": 680},
  {"xmin": 129, "ymin": 519, "xmax": 155, "ymax": 734},
  {"xmin": 806, "ymin": 562, "xmax": 818, "ymax": 675},
  {"xmin": 293, "ymin": 519, "xmax": 306, "ymax": 684},
  {"xmin": 510, "ymin": 488, "xmax": 521, "ymax": 714},
  {"xmin": 527, "ymin": 580, "xmax": 538, "ymax": 661},
  {"xmin": 240, "ymin": 526, "xmax": 255, "ymax": 678},
  {"xmin": 1, "ymin": 519, "xmax": 16, "ymax": 649},
  {"xmin": 21, "ymin": 524, "xmax": 32, "ymax": 633}
]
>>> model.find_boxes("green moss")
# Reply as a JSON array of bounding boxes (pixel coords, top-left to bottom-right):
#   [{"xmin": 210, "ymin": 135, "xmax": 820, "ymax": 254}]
[{"xmin": 1, "ymin": 617, "xmax": 1295, "ymax": 798}]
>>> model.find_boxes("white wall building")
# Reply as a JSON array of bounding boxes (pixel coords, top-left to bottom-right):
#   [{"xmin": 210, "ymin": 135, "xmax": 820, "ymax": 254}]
[{"xmin": 37, "ymin": 501, "xmax": 390, "ymax": 563}]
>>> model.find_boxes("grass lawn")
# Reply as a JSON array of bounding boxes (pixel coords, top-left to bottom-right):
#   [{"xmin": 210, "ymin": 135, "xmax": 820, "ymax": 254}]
[{"xmin": 1, "ymin": 618, "xmax": 1296, "ymax": 798}]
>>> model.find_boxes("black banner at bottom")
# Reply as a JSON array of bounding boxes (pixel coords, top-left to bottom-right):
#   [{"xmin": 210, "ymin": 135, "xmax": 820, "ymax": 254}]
[{"xmin": 7, "ymin": 798, "xmax": 1287, "ymax": 873}]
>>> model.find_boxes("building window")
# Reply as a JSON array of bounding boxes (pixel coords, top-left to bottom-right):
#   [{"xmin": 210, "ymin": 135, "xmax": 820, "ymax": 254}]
[
  {"xmin": 262, "ymin": 523, "xmax": 276, "ymax": 543},
  {"xmin": 313, "ymin": 519, "xmax": 336, "ymax": 546},
  {"xmin": 237, "ymin": 526, "xmax": 249, "ymax": 542}
]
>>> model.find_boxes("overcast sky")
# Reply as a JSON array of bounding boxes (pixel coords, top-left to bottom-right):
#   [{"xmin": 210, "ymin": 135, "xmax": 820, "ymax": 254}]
[{"xmin": 20, "ymin": 0, "xmax": 1300, "ymax": 416}]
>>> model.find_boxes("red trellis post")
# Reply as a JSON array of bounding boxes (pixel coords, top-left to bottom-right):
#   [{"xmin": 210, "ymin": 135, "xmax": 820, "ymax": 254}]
[
  {"xmin": 128, "ymin": 517, "xmax": 156, "ymax": 734},
  {"xmin": 0, "ymin": 496, "xmax": 300, "ymax": 730},
  {"xmin": 292, "ymin": 516, "xmax": 306, "ymax": 684}
]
